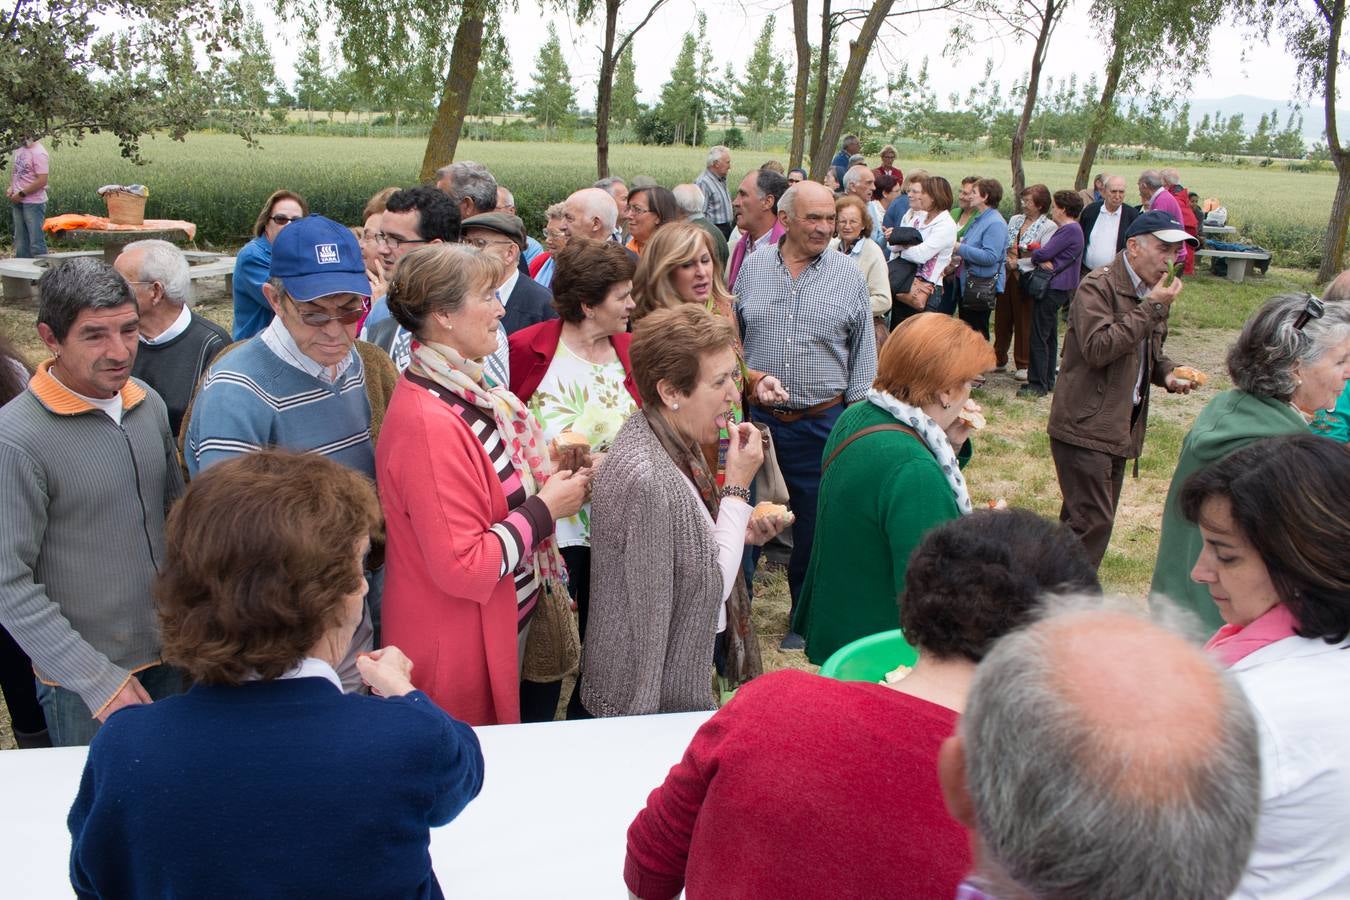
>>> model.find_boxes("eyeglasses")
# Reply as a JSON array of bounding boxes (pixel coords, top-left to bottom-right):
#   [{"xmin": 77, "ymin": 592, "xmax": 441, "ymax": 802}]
[
  {"xmin": 1293, "ymin": 294, "xmax": 1324, "ymax": 331},
  {"xmin": 269, "ymin": 214, "xmax": 303, "ymax": 226},
  {"xmin": 629, "ymin": 206, "xmax": 651, "ymax": 216},
  {"xmin": 463, "ymin": 237, "xmax": 518, "ymax": 250},
  {"xmin": 970, "ymin": 376, "xmax": 987, "ymax": 389},
  {"xmin": 375, "ymin": 232, "xmax": 428, "ymax": 249},
  {"xmin": 292, "ymin": 297, "xmax": 371, "ymax": 327}
]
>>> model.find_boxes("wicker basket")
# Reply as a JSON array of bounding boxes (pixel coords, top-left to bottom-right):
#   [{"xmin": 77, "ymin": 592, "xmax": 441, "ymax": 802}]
[{"xmin": 104, "ymin": 191, "xmax": 146, "ymax": 226}]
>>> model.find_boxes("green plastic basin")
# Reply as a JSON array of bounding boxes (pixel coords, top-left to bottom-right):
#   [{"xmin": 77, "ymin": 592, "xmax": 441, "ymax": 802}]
[{"xmin": 818, "ymin": 629, "xmax": 919, "ymax": 683}]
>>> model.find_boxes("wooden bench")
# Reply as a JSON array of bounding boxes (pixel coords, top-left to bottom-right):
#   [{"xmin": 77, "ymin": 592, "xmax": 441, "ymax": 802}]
[
  {"xmin": 1195, "ymin": 248, "xmax": 1271, "ymax": 285},
  {"xmin": 1, "ymin": 255, "xmax": 236, "ymax": 304}
]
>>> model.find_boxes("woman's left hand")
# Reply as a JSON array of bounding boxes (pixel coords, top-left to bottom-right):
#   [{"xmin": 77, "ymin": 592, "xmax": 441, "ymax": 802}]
[
  {"xmin": 944, "ymin": 417, "xmax": 973, "ymax": 450},
  {"xmin": 1038, "ymin": 260, "xmax": 1054, "ymax": 270},
  {"xmin": 357, "ymin": 646, "xmax": 416, "ymax": 698},
  {"xmin": 744, "ymin": 512, "xmax": 789, "ymax": 547},
  {"xmin": 754, "ymin": 376, "xmax": 789, "ymax": 405}
]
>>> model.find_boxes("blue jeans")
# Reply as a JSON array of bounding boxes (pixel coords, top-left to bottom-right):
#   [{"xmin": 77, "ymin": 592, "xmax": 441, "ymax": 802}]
[
  {"xmin": 36, "ymin": 664, "xmax": 184, "ymax": 747},
  {"xmin": 749, "ymin": 404, "xmax": 843, "ymax": 621},
  {"xmin": 929, "ymin": 278, "xmax": 961, "ymax": 315},
  {"xmin": 11, "ymin": 201, "xmax": 46, "ymax": 257}
]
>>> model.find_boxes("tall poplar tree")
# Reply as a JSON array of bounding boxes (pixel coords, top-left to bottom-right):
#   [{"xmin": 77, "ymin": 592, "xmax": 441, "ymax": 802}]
[{"xmin": 521, "ymin": 24, "xmax": 576, "ymax": 136}]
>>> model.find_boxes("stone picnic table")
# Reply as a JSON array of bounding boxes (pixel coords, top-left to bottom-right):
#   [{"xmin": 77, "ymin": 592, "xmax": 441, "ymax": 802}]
[{"xmin": 51, "ymin": 219, "xmax": 198, "ymax": 264}]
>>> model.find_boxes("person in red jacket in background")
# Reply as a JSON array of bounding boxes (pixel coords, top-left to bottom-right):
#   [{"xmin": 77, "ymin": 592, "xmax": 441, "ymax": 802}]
[
  {"xmin": 1162, "ymin": 168, "xmax": 1199, "ymax": 274},
  {"xmin": 623, "ymin": 509, "xmax": 1099, "ymax": 900}
]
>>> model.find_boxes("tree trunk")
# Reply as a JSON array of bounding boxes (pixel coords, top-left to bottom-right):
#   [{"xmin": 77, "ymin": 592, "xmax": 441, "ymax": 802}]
[
  {"xmin": 813, "ymin": 0, "xmax": 896, "ymax": 180},
  {"xmin": 1010, "ymin": 0, "xmax": 1058, "ymax": 200},
  {"xmin": 1074, "ymin": 7, "xmax": 1126, "ymax": 190},
  {"xmin": 807, "ymin": 0, "xmax": 833, "ymax": 174},
  {"xmin": 595, "ymin": 0, "xmax": 620, "ymax": 179},
  {"xmin": 418, "ymin": 0, "xmax": 487, "ymax": 183},
  {"xmin": 1316, "ymin": 0, "xmax": 1347, "ymax": 282},
  {"xmin": 788, "ymin": 0, "xmax": 810, "ymax": 168}
]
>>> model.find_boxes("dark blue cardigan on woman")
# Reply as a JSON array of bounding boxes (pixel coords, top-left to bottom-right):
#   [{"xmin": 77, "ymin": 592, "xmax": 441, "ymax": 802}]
[{"xmin": 68, "ymin": 677, "xmax": 483, "ymax": 899}]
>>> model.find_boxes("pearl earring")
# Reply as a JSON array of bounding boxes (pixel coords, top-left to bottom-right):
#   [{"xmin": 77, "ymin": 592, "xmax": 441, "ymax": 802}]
[{"xmin": 672, "ymin": 403, "xmax": 680, "ymax": 410}]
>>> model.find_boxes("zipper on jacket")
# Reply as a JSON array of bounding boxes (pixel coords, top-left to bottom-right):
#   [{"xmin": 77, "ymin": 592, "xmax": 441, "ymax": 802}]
[{"xmin": 112, "ymin": 418, "xmax": 160, "ymax": 570}]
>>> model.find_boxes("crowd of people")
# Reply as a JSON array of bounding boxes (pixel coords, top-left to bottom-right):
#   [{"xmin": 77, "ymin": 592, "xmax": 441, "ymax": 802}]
[{"xmin": 1, "ymin": 140, "xmax": 1349, "ymax": 898}]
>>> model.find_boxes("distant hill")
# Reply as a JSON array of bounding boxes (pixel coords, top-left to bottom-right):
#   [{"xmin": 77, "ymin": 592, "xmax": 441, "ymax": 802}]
[{"xmin": 1180, "ymin": 95, "xmax": 1349, "ymax": 144}]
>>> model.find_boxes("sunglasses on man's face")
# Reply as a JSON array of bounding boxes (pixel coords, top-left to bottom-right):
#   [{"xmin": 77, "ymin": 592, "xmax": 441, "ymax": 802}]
[
  {"xmin": 293, "ymin": 297, "xmax": 371, "ymax": 327},
  {"xmin": 269, "ymin": 214, "xmax": 303, "ymax": 226}
]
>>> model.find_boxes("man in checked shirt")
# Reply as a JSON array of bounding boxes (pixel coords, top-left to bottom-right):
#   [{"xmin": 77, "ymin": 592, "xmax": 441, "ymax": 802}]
[{"xmin": 735, "ymin": 180, "xmax": 878, "ymax": 650}]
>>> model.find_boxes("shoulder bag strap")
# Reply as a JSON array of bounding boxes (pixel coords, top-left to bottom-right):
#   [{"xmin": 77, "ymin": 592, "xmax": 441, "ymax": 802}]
[{"xmin": 822, "ymin": 423, "xmax": 919, "ymax": 476}]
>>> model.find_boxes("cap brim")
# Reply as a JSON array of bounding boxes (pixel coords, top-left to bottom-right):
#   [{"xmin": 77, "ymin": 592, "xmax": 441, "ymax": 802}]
[
  {"xmin": 1141, "ymin": 228, "xmax": 1199, "ymax": 247},
  {"xmin": 281, "ymin": 271, "xmax": 372, "ymax": 301}
]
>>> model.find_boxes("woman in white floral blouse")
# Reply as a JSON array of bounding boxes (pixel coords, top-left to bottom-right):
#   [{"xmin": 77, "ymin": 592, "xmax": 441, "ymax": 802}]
[{"xmin": 508, "ymin": 237, "xmax": 642, "ymax": 718}]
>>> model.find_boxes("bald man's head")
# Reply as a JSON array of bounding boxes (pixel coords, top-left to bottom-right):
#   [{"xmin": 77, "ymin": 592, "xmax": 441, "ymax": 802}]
[
  {"xmin": 942, "ymin": 603, "xmax": 1261, "ymax": 899},
  {"xmin": 561, "ymin": 188, "xmax": 618, "ymax": 241},
  {"xmin": 1326, "ymin": 268, "xmax": 1350, "ymax": 303}
]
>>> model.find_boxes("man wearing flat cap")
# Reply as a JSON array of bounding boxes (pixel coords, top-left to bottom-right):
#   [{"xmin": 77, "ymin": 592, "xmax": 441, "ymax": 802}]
[
  {"xmin": 1048, "ymin": 210, "xmax": 1200, "ymax": 570},
  {"xmin": 462, "ymin": 212, "xmax": 557, "ymax": 336}
]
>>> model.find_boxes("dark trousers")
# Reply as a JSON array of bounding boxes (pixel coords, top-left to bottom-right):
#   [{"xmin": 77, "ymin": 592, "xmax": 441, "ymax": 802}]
[
  {"xmin": 1028, "ymin": 288, "xmax": 1069, "ymax": 393},
  {"xmin": 0, "ymin": 623, "xmax": 46, "ymax": 735},
  {"xmin": 749, "ymin": 404, "xmax": 843, "ymax": 620},
  {"xmin": 959, "ymin": 297, "xmax": 993, "ymax": 338},
  {"xmin": 930, "ymin": 278, "xmax": 960, "ymax": 315},
  {"xmin": 994, "ymin": 269, "xmax": 1031, "ymax": 369},
  {"xmin": 1051, "ymin": 438, "xmax": 1127, "ymax": 570}
]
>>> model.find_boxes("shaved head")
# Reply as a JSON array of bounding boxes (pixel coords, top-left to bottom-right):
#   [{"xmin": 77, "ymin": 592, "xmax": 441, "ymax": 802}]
[{"xmin": 562, "ymin": 188, "xmax": 619, "ymax": 240}]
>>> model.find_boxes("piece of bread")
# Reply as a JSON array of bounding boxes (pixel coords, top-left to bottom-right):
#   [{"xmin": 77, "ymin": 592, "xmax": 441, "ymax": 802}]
[
  {"xmin": 958, "ymin": 399, "xmax": 986, "ymax": 430},
  {"xmin": 751, "ymin": 501, "xmax": 792, "ymax": 522},
  {"xmin": 555, "ymin": 430, "xmax": 590, "ymax": 448},
  {"xmin": 1172, "ymin": 366, "xmax": 1208, "ymax": 386}
]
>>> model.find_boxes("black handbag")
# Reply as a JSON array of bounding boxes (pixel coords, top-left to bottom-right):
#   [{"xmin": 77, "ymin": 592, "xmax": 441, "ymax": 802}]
[
  {"xmin": 1023, "ymin": 266, "xmax": 1054, "ymax": 302},
  {"xmin": 964, "ymin": 274, "xmax": 998, "ymax": 311}
]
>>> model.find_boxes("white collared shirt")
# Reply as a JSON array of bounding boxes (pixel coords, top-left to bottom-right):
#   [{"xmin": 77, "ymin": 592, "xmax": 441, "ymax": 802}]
[
  {"xmin": 1084, "ymin": 206, "xmax": 1123, "ymax": 270},
  {"xmin": 139, "ymin": 305, "xmax": 192, "ymax": 346},
  {"xmin": 498, "ymin": 269, "xmax": 520, "ymax": 309},
  {"xmin": 260, "ymin": 315, "xmax": 356, "ymax": 385}
]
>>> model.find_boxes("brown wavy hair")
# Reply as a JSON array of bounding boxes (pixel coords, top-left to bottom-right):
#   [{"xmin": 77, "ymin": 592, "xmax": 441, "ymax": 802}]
[
  {"xmin": 156, "ymin": 449, "xmax": 383, "ymax": 685},
  {"xmin": 251, "ymin": 189, "xmax": 310, "ymax": 237},
  {"xmin": 630, "ymin": 304, "xmax": 737, "ymax": 407},
  {"xmin": 552, "ymin": 238, "xmax": 636, "ymax": 323}
]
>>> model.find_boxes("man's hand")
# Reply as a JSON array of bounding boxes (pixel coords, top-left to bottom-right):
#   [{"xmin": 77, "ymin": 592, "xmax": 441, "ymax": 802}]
[
  {"xmin": 1164, "ymin": 370, "xmax": 1196, "ymax": 394},
  {"xmin": 1146, "ymin": 276, "xmax": 1183, "ymax": 308},
  {"xmin": 754, "ymin": 376, "xmax": 789, "ymax": 405},
  {"xmin": 97, "ymin": 676, "xmax": 152, "ymax": 722}
]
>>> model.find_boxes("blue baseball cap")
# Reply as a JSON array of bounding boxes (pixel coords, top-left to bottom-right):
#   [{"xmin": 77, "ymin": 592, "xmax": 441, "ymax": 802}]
[
  {"xmin": 1125, "ymin": 210, "xmax": 1198, "ymax": 246},
  {"xmin": 269, "ymin": 215, "xmax": 372, "ymax": 301}
]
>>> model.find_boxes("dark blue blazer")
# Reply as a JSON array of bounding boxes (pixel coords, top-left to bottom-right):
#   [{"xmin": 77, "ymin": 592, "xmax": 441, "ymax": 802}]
[{"xmin": 501, "ymin": 272, "xmax": 558, "ymax": 336}]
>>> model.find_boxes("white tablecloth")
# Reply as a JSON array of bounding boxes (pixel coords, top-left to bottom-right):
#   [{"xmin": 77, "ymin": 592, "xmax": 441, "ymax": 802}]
[{"xmin": 0, "ymin": 711, "xmax": 713, "ymax": 898}]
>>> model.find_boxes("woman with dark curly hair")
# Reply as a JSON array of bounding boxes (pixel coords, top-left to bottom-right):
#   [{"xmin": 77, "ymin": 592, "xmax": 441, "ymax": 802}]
[
  {"xmin": 624, "ymin": 507, "xmax": 1099, "ymax": 900},
  {"xmin": 1180, "ymin": 434, "xmax": 1350, "ymax": 897},
  {"xmin": 67, "ymin": 449, "xmax": 484, "ymax": 897}
]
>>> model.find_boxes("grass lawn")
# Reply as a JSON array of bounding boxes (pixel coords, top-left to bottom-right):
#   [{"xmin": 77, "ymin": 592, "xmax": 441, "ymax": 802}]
[{"xmin": 0, "ymin": 262, "xmax": 1324, "ymax": 745}]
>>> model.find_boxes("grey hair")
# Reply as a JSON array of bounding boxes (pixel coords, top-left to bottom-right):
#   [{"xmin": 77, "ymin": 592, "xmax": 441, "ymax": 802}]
[
  {"xmin": 1227, "ymin": 292, "xmax": 1350, "ymax": 399},
  {"xmin": 848, "ymin": 153, "xmax": 865, "ymax": 167},
  {"xmin": 705, "ymin": 146, "xmax": 730, "ymax": 168},
  {"xmin": 842, "ymin": 133, "xmax": 858, "ymax": 146},
  {"xmin": 842, "ymin": 165, "xmax": 870, "ymax": 190},
  {"xmin": 497, "ymin": 186, "xmax": 515, "ymax": 208},
  {"xmin": 593, "ymin": 176, "xmax": 626, "ymax": 193},
  {"xmin": 545, "ymin": 201, "xmax": 566, "ymax": 221},
  {"xmin": 1161, "ymin": 167, "xmax": 1181, "ymax": 186},
  {"xmin": 962, "ymin": 594, "xmax": 1262, "ymax": 900},
  {"xmin": 122, "ymin": 239, "xmax": 191, "ymax": 307},
  {"xmin": 671, "ymin": 183, "xmax": 706, "ymax": 215},
  {"xmin": 443, "ymin": 160, "xmax": 498, "ymax": 213},
  {"xmin": 778, "ymin": 183, "xmax": 801, "ymax": 218},
  {"xmin": 1138, "ymin": 169, "xmax": 1164, "ymax": 190},
  {"xmin": 37, "ymin": 257, "xmax": 136, "ymax": 341}
]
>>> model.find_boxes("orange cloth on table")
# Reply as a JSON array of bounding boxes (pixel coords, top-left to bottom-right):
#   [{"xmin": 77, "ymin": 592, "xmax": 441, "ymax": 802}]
[{"xmin": 43, "ymin": 215, "xmax": 197, "ymax": 240}]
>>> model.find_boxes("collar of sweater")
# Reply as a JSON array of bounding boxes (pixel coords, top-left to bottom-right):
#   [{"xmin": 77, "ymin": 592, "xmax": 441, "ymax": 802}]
[{"xmin": 30, "ymin": 358, "xmax": 147, "ymax": 417}]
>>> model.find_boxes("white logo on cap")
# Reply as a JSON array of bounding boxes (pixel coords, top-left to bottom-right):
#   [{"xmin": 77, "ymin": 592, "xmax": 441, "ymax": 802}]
[{"xmin": 315, "ymin": 243, "xmax": 340, "ymax": 265}]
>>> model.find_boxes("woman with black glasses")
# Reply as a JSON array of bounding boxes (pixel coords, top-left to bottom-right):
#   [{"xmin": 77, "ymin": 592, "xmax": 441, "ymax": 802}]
[
  {"xmin": 1151, "ymin": 292, "xmax": 1350, "ymax": 631},
  {"xmin": 231, "ymin": 189, "xmax": 309, "ymax": 341}
]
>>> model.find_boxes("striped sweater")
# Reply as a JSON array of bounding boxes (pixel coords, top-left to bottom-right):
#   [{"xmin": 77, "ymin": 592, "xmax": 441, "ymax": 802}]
[
  {"xmin": 0, "ymin": 362, "xmax": 183, "ymax": 715},
  {"xmin": 184, "ymin": 336, "xmax": 376, "ymax": 478}
]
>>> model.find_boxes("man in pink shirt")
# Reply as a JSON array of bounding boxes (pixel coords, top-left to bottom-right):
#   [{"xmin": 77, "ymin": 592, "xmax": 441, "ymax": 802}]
[
  {"xmin": 7, "ymin": 138, "xmax": 49, "ymax": 258},
  {"xmin": 1138, "ymin": 169, "xmax": 1189, "ymax": 270}
]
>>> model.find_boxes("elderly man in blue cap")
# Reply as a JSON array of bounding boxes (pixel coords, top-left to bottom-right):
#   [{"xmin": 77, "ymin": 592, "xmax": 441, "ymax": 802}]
[
  {"xmin": 1047, "ymin": 210, "xmax": 1200, "ymax": 570},
  {"xmin": 185, "ymin": 216, "xmax": 384, "ymax": 687}
]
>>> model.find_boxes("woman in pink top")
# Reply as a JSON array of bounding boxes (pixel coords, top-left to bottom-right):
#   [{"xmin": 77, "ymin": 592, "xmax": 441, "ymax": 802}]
[{"xmin": 625, "ymin": 508, "xmax": 1100, "ymax": 900}]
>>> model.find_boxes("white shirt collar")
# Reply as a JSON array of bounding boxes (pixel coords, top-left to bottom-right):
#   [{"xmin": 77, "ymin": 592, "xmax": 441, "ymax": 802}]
[
  {"xmin": 140, "ymin": 304, "xmax": 192, "ymax": 346},
  {"xmin": 1099, "ymin": 204, "xmax": 1122, "ymax": 218},
  {"xmin": 259, "ymin": 314, "xmax": 356, "ymax": 385},
  {"xmin": 498, "ymin": 268, "xmax": 520, "ymax": 307},
  {"xmin": 1121, "ymin": 256, "xmax": 1150, "ymax": 297},
  {"xmin": 279, "ymin": 657, "xmax": 344, "ymax": 691}
]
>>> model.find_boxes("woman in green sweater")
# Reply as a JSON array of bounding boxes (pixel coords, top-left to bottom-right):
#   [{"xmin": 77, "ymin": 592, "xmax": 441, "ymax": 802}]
[
  {"xmin": 794, "ymin": 313, "xmax": 996, "ymax": 664},
  {"xmin": 1151, "ymin": 292, "xmax": 1350, "ymax": 633}
]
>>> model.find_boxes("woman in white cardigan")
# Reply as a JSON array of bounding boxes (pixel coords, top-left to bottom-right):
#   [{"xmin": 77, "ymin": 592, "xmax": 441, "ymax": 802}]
[
  {"xmin": 830, "ymin": 195, "xmax": 891, "ymax": 350},
  {"xmin": 894, "ymin": 174, "xmax": 957, "ymax": 324},
  {"xmin": 1180, "ymin": 433, "xmax": 1350, "ymax": 900}
]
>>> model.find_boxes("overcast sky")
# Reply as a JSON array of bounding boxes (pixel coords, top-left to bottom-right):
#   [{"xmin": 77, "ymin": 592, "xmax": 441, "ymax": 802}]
[{"xmin": 261, "ymin": 0, "xmax": 1310, "ymax": 111}]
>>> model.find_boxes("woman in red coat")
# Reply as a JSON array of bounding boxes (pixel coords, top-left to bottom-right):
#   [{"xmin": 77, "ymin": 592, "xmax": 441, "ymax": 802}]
[{"xmin": 376, "ymin": 244, "xmax": 590, "ymax": 725}]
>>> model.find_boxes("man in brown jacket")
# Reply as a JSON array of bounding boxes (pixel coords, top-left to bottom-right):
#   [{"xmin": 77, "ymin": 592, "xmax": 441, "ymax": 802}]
[{"xmin": 1048, "ymin": 211, "xmax": 1198, "ymax": 568}]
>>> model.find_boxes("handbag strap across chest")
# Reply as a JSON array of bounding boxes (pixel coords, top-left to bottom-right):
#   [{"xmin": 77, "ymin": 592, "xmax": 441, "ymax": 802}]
[{"xmin": 822, "ymin": 422, "xmax": 923, "ymax": 476}]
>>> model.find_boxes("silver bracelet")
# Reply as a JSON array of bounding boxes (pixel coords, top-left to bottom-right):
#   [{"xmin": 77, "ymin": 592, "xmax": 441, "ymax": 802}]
[{"xmin": 721, "ymin": 484, "xmax": 751, "ymax": 504}]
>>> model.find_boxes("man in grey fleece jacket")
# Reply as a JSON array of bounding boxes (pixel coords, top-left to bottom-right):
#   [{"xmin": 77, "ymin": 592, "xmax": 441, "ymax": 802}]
[{"xmin": 0, "ymin": 259, "xmax": 184, "ymax": 746}]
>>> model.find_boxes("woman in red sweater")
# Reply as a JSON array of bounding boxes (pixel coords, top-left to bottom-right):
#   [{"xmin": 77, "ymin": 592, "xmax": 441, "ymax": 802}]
[
  {"xmin": 376, "ymin": 244, "xmax": 590, "ymax": 726},
  {"xmin": 624, "ymin": 508, "xmax": 1100, "ymax": 900}
]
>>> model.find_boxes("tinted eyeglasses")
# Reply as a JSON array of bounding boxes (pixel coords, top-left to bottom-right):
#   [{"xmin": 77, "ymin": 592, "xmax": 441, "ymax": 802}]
[
  {"xmin": 293, "ymin": 297, "xmax": 371, "ymax": 327},
  {"xmin": 269, "ymin": 214, "xmax": 303, "ymax": 226},
  {"xmin": 1293, "ymin": 294, "xmax": 1324, "ymax": 331}
]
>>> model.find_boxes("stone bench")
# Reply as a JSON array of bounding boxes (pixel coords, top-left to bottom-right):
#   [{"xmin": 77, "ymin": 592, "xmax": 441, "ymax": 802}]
[
  {"xmin": 1, "ymin": 255, "xmax": 235, "ymax": 304},
  {"xmin": 1195, "ymin": 248, "xmax": 1271, "ymax": 285}
]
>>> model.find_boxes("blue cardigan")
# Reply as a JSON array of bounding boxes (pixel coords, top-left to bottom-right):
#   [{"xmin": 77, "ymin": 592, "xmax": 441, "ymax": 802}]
[
  {"xmin": 955, "ymin": 208, "xmax": 1010, "ymax": 291},
  {"xmin": 231, "ymin": 235, "xmax": 274, "ymax": 341},
  {"xmin": 69, "ymin": 677, "xmax": 483, "ymax": 899}
]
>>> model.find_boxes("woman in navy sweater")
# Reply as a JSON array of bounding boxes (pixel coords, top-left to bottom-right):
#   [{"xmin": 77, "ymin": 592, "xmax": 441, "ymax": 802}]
[
  {"xmin": 1024, "ymin": 190, "xmax": 1086, "ymax": 398},
  {"xmin": 68, "ymin": 449, "xmax": 484, "ymax": 900}
]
